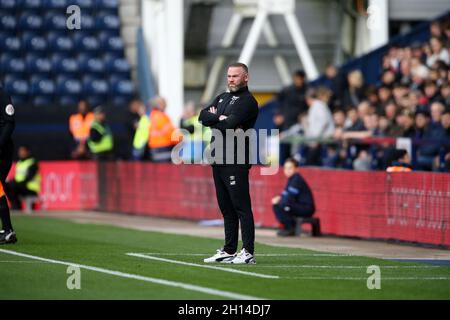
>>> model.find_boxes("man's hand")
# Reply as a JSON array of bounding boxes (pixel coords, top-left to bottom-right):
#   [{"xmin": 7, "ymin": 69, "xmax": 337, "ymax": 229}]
[
  {"xmin": 271, "ymin": 195, "xmax": 281, "ymax": 205},
  {"xmin": 209, "ymin": 107, "xmax": 217, "ymax": 114},
  {"xmin": 219, "ymin": 115, "xmax": 228, "ymax": 121}
]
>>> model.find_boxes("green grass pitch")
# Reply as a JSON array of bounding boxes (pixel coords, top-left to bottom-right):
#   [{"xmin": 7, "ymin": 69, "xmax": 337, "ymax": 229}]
[{"xmin": 0, "ymin": 215, "xmax": 449, "ymax": 300}]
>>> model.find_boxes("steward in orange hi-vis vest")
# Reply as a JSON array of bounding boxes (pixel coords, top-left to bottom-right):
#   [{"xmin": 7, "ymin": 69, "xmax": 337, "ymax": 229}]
[
  {"xmin": 148, "ymin": 109, "xmax": 179, "ymax": 149},
  {"xmin": 69, "ymin": 112, "xmax": 95, "ymax": 142},
  {"xmin": 147, "ymin": 97, "xmax": 182, "ymax": 163}
]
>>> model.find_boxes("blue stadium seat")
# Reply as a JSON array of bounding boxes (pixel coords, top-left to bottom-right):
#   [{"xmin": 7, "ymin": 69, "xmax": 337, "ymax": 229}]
[
  {"xmin": 82, "ymin": 76, "xmax": 109, "ymax": 95},
  {"xmin": 110, "ymin": 78, "xmax": 134, "ymax": 96},
  {"xmin": 4, "ymin": 76, "xmax": 29, "ymax": 96},
  {"xmin": 19, "ymin": 11, "xmax": 43, "ymax": 30},
  {"xmin": 10, "ymin": 96, "xmax": 29, "ymax": 105},
  {"xmin": 80, "ymin": 13, "xmax": 95, "ymax": 30},
  {"xmin": 0, "ymin": 0, "xmax": 16, "ymax": 10},
  {"xmin": 43, "ymin": 0, "xmax": 67, "ymax": 9},
  {"xmin": 26, "ymin": 55, "xmax": 52, "ymax": 73},
  {"xmin": 0, "ymin": 14, "xmax": 17, "ymax": 30},
  {"xmin": 1, "ymin": 36, "xmax": 22, "ymax": 52},
  {"xmin": 86, "ymin": 58, "xmax": 105, "ymax": 73},
  {"xmin": 44, "ymin": 13, "xmax": 68, "ymax": 30},
  {"xmin": 73, "ymin": 34, "xmax": 100, "ymax": 52},
  {"xmin": 73, "ymin": 0, "xmax": 95, "ymax": 9},
  {"xmin": 0, "ymin": 31, "xmax": 14, "ymax": 45},
  {"xmin": 110, "ymin": 96, "xmax": 131, "ymax": 107},
  {"xmin": 59, "ymin": 95, "xmax": 79, "ymax": 107},
  {"xmin": 96, "ymin": 13, "xmax": 120, "ymax": 30},
  {"xmin": 98, "ymin": 0, "xmax": 119, "ymax": 9},
  {"xmin": 47, "ymin": 32, "xmax": 74, "ymax": 52},
  {"xmin": 30, "ymin": 76, "xmax": 55, "ymax": 95},
  {"xmin": 87, "ymin": 95, "xmax": 106, "ymax": 107},
  {"xmin": 100, "ymin": 36, "xmax": 124, "ymax": 53},
  {"xmin": 33, "ymin": 95, "xmax": 54, "ymax": 107},
  {"xmin": 105, "ymin": 57, "xmax": 131, "ymax": 74},
  {"xmin": 23, "ymin": 0, "xmax": 43, "ymax": 9},
  {"xmin": 22, "ymin": 33, "xmax": 48, "ymax": 52},
  {"xmin": 52, "ymin": 55, "xmax": 79, "ymax": 73},
  {"xmin": 56, "ymin": 76, "xmax": 82, "ymax": 95},
  {"xmin": 0, "ymin": 55, "xmax": 26, "ymax": 74}
]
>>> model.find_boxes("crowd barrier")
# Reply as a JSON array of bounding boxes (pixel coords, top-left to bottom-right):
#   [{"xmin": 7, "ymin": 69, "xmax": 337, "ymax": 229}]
[{"xmin": 21, "ymin": 161, "xmax": 450, "ymax": 246}]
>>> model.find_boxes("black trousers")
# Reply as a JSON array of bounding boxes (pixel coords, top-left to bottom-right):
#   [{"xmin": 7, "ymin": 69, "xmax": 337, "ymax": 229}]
[
  {"xmin": 5, "ymin": 181, "xmax": 37, "ymax": 210},
  {"xmin": 212, "ymin": 165, "xmax": 255, "ymax": 254},
  {"xmin": 273, "ymin": 203, "xmax": 314, "ymax": 230},
  {"xmin": 0, "ymin": 142, "xmax": 13, "ymax": 230}
]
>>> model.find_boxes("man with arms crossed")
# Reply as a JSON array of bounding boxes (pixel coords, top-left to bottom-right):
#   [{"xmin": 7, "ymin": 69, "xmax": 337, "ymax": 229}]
[{"xmin": 199, "ymin": 63, "xmax": 259, "ymax": 264}]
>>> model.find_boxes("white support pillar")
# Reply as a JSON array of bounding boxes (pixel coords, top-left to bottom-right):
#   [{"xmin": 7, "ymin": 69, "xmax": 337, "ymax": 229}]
[
  {"xmin": 284, "ymin": 12, "xmax": 319, "ymax": 80},
  {"xmin": 238, "ymin": 10, "xmax": 267, "ymax": 65},
  {"xmin": 201, "ymin": 13, "xmax": 243, "ymax": 104},
  {"xmin": 262, "ymin": 22, "xmax": 291, "ymax": 86},
  {"xmin": 142, "ymin": 0, "xmax": 162, "ymax": 80},
  {"xmin": 162, "ymin": 0, "xmax": 184, "ymax": 126},
  {"xmin": 368, "ymin": 0, "xmax": 389, "ymax": 50}
]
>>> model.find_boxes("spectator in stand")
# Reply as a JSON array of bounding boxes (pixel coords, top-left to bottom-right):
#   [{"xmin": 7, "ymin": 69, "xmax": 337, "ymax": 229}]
[
  {"xmin": 69, "ymin": 100, "xmax": 94, "ymax": 160},
  {"xmin": 430, "ymin": 21, "xmax": 446, "ymax": 42},
  {"xmin": 441, "ymin": 82, "xmax": 450, "ymax": 107},
  {"xmin": 410, "ymin": 56, "xmax": 429, "ymax": 91},
  {"xmin": 274, "ymin": 70, "xmax": 308, "ymax": 163},
  {"xmin": 323, "ymin": 63, "xmax": 344, "ymax": 111},
  {"xmin": 398, "ymin": 59, "xmax": 413, "ymax": 86},
  {"xmin": 441, "ymin": 110, "xmax": 450, "ymax": 171},
  {"xmin": 423, "ymin": 80, "xmax": 444, "ymax": 105},
  {"xmin": 345, "ymin": 106, "xmax": 364, "ymax": 131},
  {"xmin": 416, "ymin": 105, "xmax": 446, "ymax": 171},
  {"xmin": 383, "ymin": 101, "xmax": 403, "ymax": 137},
  {"xmin": 274, "ymin": 69, "xmax": 308, "ymax": 131},
  {"xmin": 386, "ymin": 149, "xmax": 413, "ymax": 172},
  {"xmin": 400, "ymin": 109, "xmax": 416, "ymax": 138},
  {"xmin": 303, "ymin": 87, "xmax": 334, "ymax": 166},
  {"xmin": 342, "ymin": 70, "xmax": 366, "ymax": 109},
  {"xmin": 380, "ymin": 69, "xmax": 397, "ymax": 88},
  {"xmin": 366, "ymin": 85, "xmax": 381, "ymax": 112},
  {"xmin": 378, "ymin": 85, "xmax": 393, "ymax": 106},
  {"xmin": 426, "ymin": 37, "xmax": 449, "ymax": 67}
]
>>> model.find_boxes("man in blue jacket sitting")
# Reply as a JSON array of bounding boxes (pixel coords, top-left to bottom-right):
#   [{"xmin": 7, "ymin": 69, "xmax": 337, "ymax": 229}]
[{"xmin": 272, "ymin": 158, "xmax": 315, "ymax": 237}]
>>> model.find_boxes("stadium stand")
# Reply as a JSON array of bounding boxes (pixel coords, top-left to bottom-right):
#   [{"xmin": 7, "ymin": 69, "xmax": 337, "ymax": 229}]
[
  {"xmin": 258, "ymin": 11, "xmax": 450, "ymax": 172},
  {"xmin": 0, "ymin": 0, "xmax": 135, "ymax": 108}
]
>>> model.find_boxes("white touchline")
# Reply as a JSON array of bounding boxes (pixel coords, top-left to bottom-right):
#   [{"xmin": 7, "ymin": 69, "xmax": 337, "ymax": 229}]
[
  {"xmin": 285, "ymin": 276, "xmax": 450, "ymax": 280},
  {"xmin": 233, "ymin": 265, "xmax": 440, "ymax": 269},
  {"xmin": 140, "ymin": 252, "xmax": 351, "ymax": 257},
  {"xmin": 0, "ymin": 249, "xmax": 263, "ymax": 300},
  {"xmin": 126, "ymin": 253, "xmax": 280, "ymax": 279}
]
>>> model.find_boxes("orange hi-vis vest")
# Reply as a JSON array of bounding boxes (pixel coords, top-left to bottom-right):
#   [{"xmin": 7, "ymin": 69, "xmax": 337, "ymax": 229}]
[
  {"xmin": 69, "ymin": 112, "xmax": 94, "ymax": 142},
  {"xmin": 386, "ymin": 166, "xmax": 412, "ymax": 172},
  {"xmin": 148, "ymin": 109, "xmax": 181, "ymax": 148}
]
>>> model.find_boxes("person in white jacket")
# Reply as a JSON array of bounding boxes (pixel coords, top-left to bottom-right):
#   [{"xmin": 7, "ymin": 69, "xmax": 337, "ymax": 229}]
[{"xmin": 304, "ymin": 87, "xmax": 335, "ymax": 165}]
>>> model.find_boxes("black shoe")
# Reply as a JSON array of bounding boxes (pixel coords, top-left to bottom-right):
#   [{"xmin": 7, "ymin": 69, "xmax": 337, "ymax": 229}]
[
  {"xmin": 0, "ymin": 230, "xmax": 17, "ymax": 244},
  {"xmin": 277, "ymin": 228, "xmax": 295, "ymax": 237}
]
